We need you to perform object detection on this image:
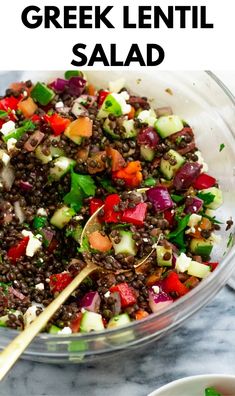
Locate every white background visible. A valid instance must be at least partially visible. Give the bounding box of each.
[0,0,234,70]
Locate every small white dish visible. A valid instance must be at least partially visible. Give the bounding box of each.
[148,375,235,396]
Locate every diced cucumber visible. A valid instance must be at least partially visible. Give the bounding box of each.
[187,261,211,278]
[98,94,122,119]
[122,119,137,138]
[80,311,105,333]
[137,109,157,127]
[190,238,213,257]
[160,149,185,180]
[35,145,53,164]
[199,187,223,209]
[155,115,184,138]
[140,146,155,161]
[103,118,119,139]
[111,230,137,256]
[107,313,131,329]
[48,325,61,334]
[50,205,75,229]
[50,156,75,181]
[156,245,172,266]
[49,136,65,158]
[31,82,55,106]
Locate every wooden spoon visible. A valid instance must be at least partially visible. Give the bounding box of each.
[0,261,98,381]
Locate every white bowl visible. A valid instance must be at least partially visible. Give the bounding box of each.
[148,375,235,396]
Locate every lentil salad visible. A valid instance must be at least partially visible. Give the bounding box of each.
[0,72,224,334]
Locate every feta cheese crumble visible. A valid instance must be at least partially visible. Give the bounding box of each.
[22,230,42,257]
[137,109,157,127]
[175,252,192,273]
[111,92,131,115]
[104,291,111,298]
[2,152,10,166]
[35,283,44,291]
[195,150,208,173]
[58,327,72,335]
[7,138,17,152]
[0,121,15,136]
[152,286,160,294]
[188,214,202,228]
[37,208,47,216]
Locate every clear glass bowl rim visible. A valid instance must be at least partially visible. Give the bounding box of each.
[0,70,234,343]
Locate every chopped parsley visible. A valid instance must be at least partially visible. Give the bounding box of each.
[171,194,184,203]
[64,170,96,212]
[197,192,215,206]
[219,143,225,152]
[0,110,8,119]
[77,235,90,253]
[168,214,190,252]
[200,212,223,225]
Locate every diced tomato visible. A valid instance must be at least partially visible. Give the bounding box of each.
[193,173,216,190]
[189,217,212,239]
[87,84,96,96]
[7,237,29,263]
[49,272,73,293]
[44,113,71,136]
[135,309,149,320]
[122,202,147,226]
[89,198,103,216]
[69,312,83,333]
[128,106,136,120]
[103,194,122,223]
[0,96,22,111]
[110,283,137,308]
[106,147,126,172]
[113,161,143,188]
[88,230,112,252]
[164,209,175,226]
[98,90,110,107]
[18,97,38,118]
[163,272,189,297]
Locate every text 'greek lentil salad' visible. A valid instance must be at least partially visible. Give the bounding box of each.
[0,72,226,335]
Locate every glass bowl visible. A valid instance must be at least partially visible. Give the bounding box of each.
[0,71,234,363]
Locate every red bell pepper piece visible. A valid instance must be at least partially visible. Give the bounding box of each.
[7,237,29,263]
[163,272,189,297]
[69,312,83,333]
[0,96,22,111]
[98,90,110,107]
[89,198,103,216]
[31,114,41,123]
[103,194,122,223]
[205,262,219,271]
[49,272,73,293]
[164,209,175,226]
[122,202,147,226]
[44,113,71,136]
[193,173,216,190]
[110,283,137,308]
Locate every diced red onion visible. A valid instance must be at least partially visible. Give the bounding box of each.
[137,127,160,148]
[185,196,203,214]
[110,292,121,315]
[24,131,45,152]
[80,291,101,313]
[14,201,25,224]
[19,180,33,191]
[173,162,202,191]
[50,78,68,92]
[9,287,26,300]
[0,165,15,190]
[149,287,173,313]
[40,229,54,245]
[146,186,174,212]
[156,106,173,117]
[67,77,86,96]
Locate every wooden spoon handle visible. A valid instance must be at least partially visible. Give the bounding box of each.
[0,262,97,381]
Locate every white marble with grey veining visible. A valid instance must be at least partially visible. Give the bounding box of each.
[0,72,235,396]
[1,286,235,396]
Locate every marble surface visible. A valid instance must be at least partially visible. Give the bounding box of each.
[0,71,235,396]
[1,286,235,396]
